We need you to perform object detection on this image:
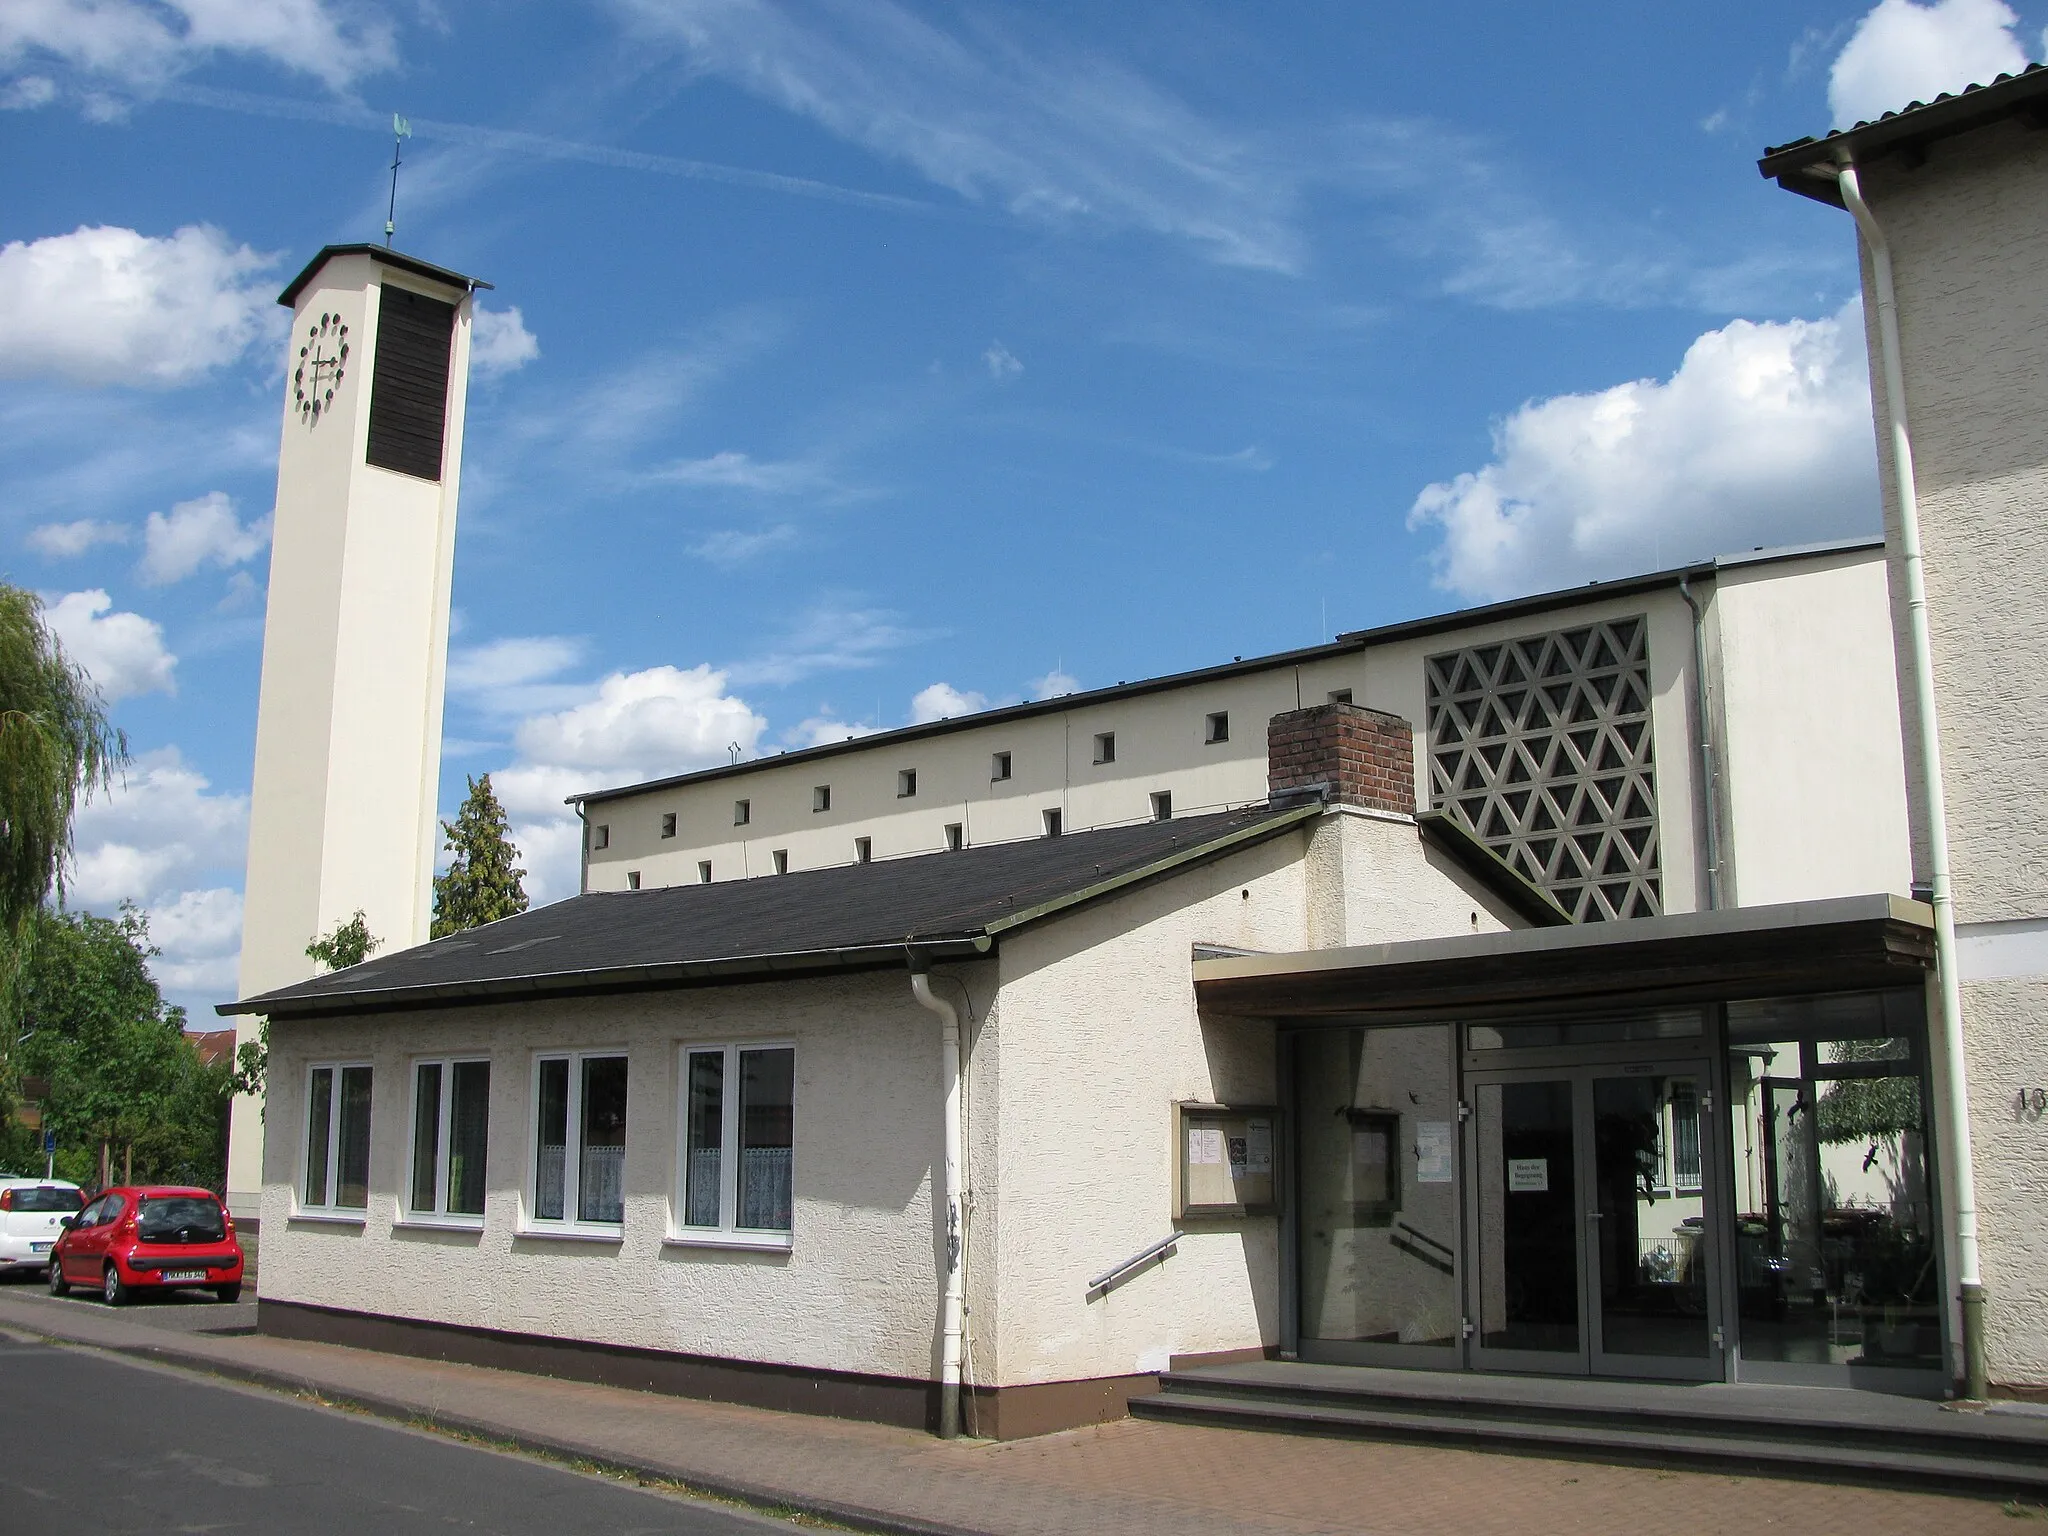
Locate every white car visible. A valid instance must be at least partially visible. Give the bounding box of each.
[0,1177,85,1275]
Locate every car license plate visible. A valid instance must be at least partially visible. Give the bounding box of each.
[160,1269,207,1283]
[30,1242,50,1253]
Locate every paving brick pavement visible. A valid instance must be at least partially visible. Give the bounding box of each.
[0,1291,2022,1536]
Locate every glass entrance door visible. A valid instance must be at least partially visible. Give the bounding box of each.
[1468,1062,1722,1379]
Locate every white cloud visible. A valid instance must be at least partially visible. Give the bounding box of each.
[982,341,1022,380]
[650,450,826,494]
[479,662,769,904]
[1407,302,1878,601]
[612,0,1303,271]
[144,886,243,998]
[70,748,248,907]
[516,664,767,775]
[449,635,587,687]
[138,490,268,585]
[690,525,798,565]
[1829,0,2032,127]
[44,588,177,700]
[910,682,988,723]
[65,746,251,1011]
[470,303,539,378]
[28,517,130,557]
[726,602,932,687]
[784,712,882,748]
[1,73,57,108]
[1029,668,1079,700]
[0,224,277,386]
[0,0,398,95]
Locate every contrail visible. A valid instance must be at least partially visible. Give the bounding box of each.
[149,82,937,216]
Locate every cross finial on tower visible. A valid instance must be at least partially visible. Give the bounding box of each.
[385,113,412,247]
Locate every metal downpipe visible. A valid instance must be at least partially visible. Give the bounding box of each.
[1834,156,1986,1399]
[909,962,967,1437]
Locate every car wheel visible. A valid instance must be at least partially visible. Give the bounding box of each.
[214,1283,241,1304]
[102,1265,130,1307]
[47,1260,68,1297]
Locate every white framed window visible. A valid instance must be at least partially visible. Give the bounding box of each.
[1205,711,1229,744]
[772,848,789,874]
[1093,731,1116,764]
[944,822,964,851]
[626,870,642,890]
[527,1051,628,1233]
[1151,790,1172,821]
[675,1043,794,1246]
[991,751,1012,781]
[733,798,751,826]
[407,1057,490,1223]
[302,1062,373,1215]
[1043,807,1062,837]
[897,768,918,798]
[813,785,831,812]
[697,860,712,883]
[660,812,677,838]
[854,836,872,863]
[590,823,610,850]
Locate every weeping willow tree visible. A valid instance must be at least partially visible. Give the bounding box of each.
[0,583,125,1018]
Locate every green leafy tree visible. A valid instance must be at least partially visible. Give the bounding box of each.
[231,911,383,1103]
[2,905,228,1190]
[431,774,528,938]
[307,909,380,971]
[0,583,124,1013]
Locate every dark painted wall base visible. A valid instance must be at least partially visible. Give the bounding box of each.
[255,1300,1242,1439]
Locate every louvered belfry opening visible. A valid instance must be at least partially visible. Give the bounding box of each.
[366,284,457,481]
[1424,616,1660,922]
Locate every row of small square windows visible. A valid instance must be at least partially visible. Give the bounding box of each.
[612,790,1196,890]
[592,712,1237,850]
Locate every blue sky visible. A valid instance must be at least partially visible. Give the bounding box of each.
[3,0,2043,1017]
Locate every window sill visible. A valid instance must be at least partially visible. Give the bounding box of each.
[288,1210,367,1226]
[513,1224,624,1244]
[392,1216,485,1233]
[664,1230,793,1253]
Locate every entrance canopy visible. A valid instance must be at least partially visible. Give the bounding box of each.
[1195,894,1935,1022]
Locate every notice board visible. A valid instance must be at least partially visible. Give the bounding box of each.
[1175,1102,1279,1218]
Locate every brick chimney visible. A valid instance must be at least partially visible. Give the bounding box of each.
[1267,702,1416,815]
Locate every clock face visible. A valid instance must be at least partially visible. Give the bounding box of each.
[292,311,351,423]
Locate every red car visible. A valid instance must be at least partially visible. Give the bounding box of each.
[48,1185,244,1305]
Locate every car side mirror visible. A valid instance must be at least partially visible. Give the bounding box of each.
[58,1216,76,1229]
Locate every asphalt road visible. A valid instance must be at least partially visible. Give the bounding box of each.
[0,1266,261,1334]
[0,1333,799,1534]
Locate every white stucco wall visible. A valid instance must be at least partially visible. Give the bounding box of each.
[1859,120,2048,1387]
[1712,546,1912,907]
[260,969,975,1382]
[980,812,1503,1389]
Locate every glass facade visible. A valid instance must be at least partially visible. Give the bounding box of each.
[1289,988,1941,1389]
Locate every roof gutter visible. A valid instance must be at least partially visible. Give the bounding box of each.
[221,935,991,1019]
[1832,154,1984,1399]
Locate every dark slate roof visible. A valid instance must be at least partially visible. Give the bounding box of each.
[278,245,493,308]
[223,803,1318,1019]
[1759,63,2048,206]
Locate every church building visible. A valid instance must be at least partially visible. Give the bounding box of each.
[220,65,2048,1447]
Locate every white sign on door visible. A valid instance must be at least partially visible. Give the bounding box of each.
[1507,1157,1549,1193]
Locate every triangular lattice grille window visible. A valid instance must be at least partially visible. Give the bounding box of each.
[1425,616,1660,922]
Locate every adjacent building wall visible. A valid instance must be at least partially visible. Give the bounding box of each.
[1712,544,1912,907]
[1859,120,2048,1386]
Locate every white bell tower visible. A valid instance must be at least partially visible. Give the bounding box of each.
[225,245,484,1219]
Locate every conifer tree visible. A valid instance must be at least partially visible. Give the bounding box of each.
[431,774,528,938]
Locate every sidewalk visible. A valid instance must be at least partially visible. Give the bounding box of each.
[0,1289,2021,1536]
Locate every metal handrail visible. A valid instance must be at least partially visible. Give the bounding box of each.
[1086,1231,1179,1300]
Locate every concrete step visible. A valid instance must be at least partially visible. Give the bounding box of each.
[1132,1387,2048,1497]
[1147,1368,2047,1468]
